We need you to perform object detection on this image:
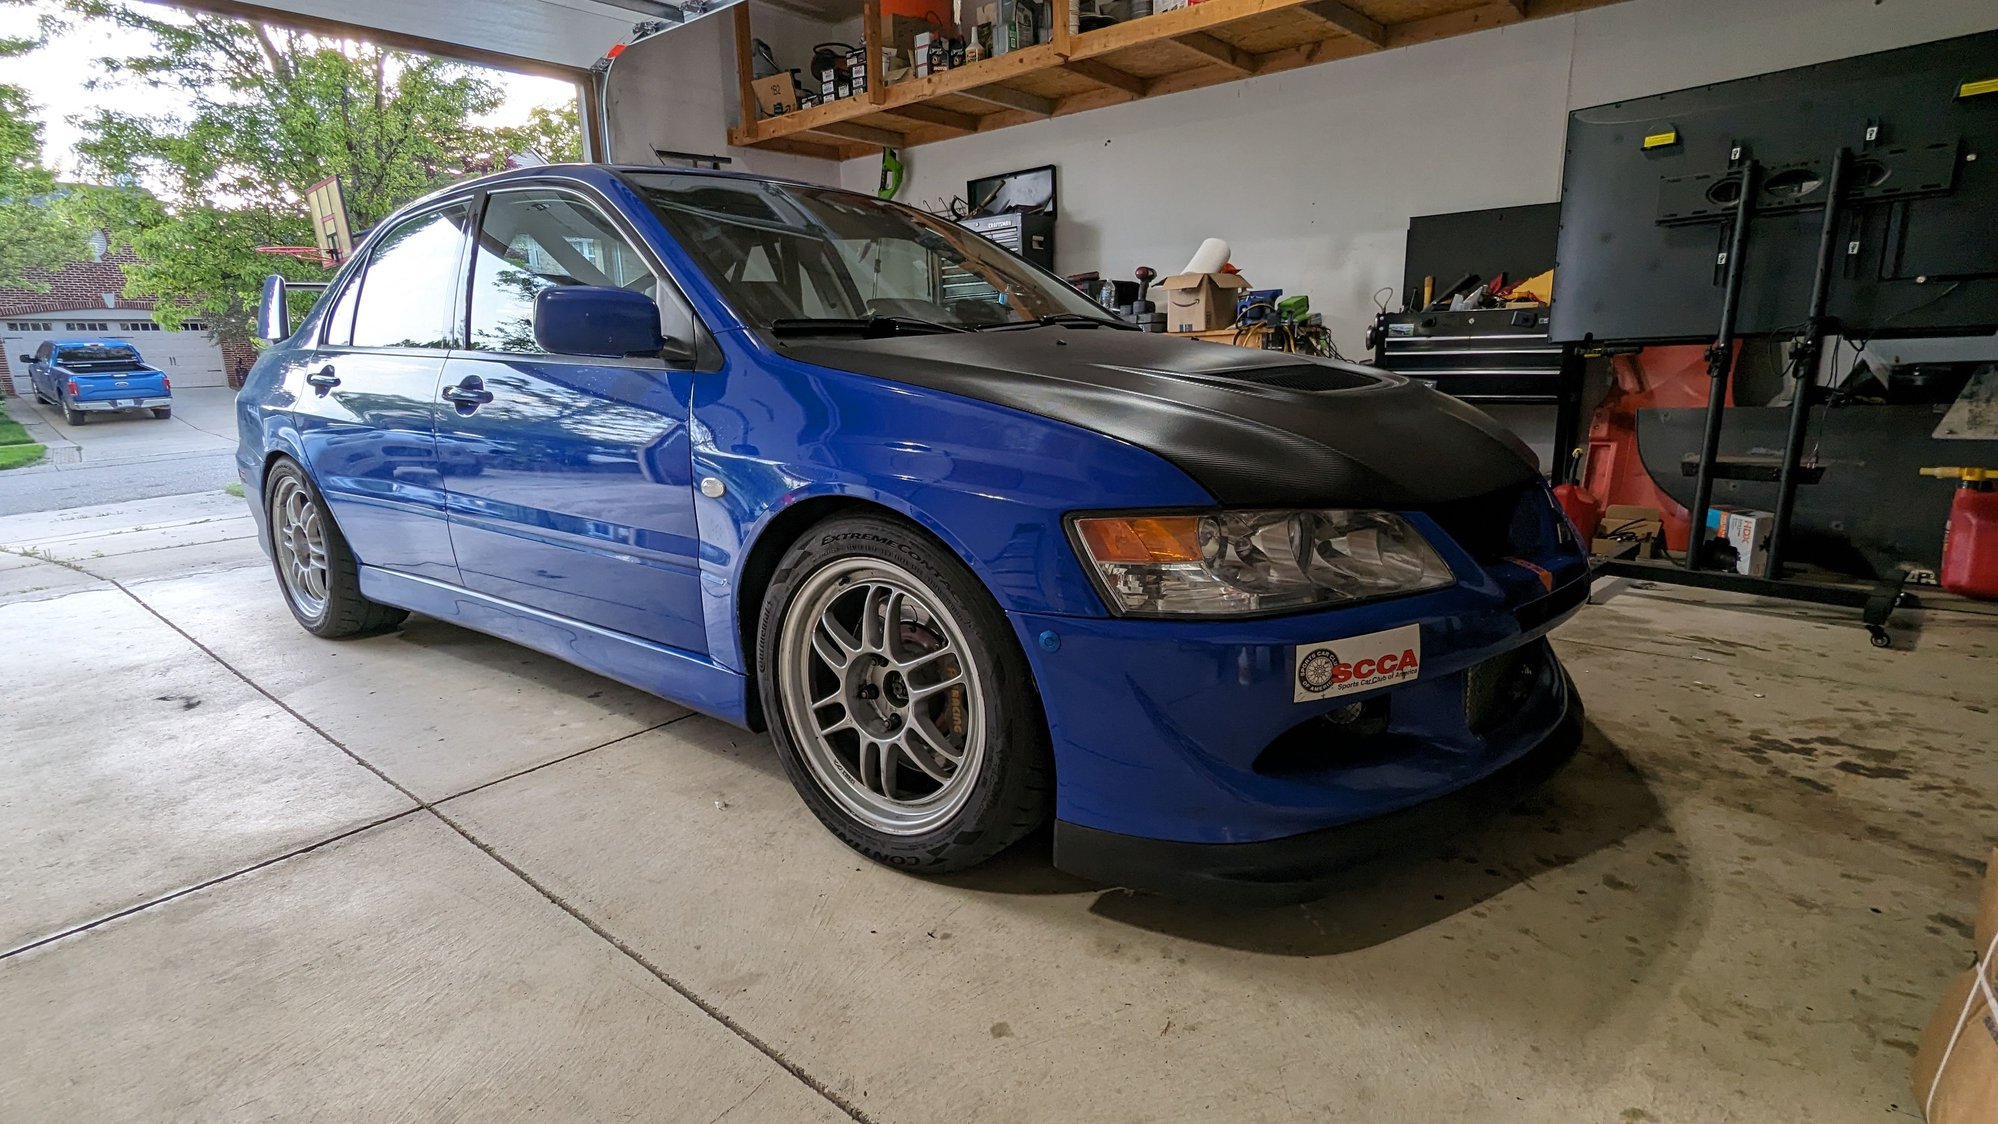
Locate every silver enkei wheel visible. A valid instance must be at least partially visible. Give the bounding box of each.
[271,472,330,618]
[777,557,984,836]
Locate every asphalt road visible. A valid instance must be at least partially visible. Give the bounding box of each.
[0,451,238,516]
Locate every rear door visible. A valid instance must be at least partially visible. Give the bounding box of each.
[285,201,470,582]
[432,184,706,654]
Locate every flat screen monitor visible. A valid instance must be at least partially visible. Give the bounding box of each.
[1552,30,1998,344]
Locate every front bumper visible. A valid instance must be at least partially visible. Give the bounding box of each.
[1009,499,1590,904]
[1052,667,1583,907]
[72,396,170,411]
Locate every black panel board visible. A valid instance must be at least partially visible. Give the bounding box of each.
[1401,202,1561,311]
[1553,30,1998,344]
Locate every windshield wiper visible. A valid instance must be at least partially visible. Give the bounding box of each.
[768,315,968,338]
[970,313,1138,332]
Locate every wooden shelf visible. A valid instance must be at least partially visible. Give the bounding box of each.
[728,0,1624,159]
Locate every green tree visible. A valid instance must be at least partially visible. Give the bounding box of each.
[0,36,91,291]
[41,1,581,347]
[493,103,584,164]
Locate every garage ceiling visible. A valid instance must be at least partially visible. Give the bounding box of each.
[179,0,679,72]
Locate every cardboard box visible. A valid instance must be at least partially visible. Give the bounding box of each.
[1159,271,1251,333]
[1911,849,1998,1123]
[752,72,796,117]
[1705,506,1773,576]
[1593,504,1663,559]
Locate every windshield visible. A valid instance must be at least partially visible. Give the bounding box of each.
[626,172,1110,331]
[56,344,141,364]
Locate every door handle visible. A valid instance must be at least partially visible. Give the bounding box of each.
[442,379,494,408]
[306,365,340,392]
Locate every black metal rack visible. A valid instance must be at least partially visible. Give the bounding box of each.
[1549,32,1998,645]
[1591,143,1918,647]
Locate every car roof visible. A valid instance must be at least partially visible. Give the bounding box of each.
[382,162,852,225]
[53,340,137,349]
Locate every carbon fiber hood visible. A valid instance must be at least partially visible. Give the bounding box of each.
[778,328,1540,507]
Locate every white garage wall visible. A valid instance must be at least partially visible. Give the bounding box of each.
[827,0,1998,354]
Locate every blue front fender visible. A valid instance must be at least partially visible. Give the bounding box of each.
[689,336,1216,674]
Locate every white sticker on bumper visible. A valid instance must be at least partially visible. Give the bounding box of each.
[1293,623,1422,703]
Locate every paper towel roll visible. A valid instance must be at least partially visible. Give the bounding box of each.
[1182,238,1229,276]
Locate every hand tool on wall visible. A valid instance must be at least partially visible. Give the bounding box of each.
[878,148,905,200]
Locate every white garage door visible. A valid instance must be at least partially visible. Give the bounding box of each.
[3,311,228,389]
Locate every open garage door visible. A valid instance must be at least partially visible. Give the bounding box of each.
[3,312,228,389]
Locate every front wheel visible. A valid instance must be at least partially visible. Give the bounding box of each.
[756,514,1052,873]
[263,459,408,638]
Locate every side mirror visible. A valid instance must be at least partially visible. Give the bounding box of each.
[17,355,31,364]
[257,273,330,343]
[257,274,290,342]
[534,286,669,360]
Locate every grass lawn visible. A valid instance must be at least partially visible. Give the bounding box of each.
[0,443,46,470]
[0,396,48,471]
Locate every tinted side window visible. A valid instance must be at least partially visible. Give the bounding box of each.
[468,190,657,356]
[351,204,470,349]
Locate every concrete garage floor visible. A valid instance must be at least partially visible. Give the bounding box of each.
[3,495,1995,1122]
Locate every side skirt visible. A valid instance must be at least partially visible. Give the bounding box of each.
[358,566,750,728]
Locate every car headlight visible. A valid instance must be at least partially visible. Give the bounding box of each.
[1071,510,1455,617]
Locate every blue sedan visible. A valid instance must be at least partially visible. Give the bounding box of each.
[240,165,1588,905]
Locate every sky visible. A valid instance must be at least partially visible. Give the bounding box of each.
[0,1,579,179]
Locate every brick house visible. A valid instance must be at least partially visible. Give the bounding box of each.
[0,236,256,397]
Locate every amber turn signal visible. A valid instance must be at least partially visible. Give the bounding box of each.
[1074,515,1203,564]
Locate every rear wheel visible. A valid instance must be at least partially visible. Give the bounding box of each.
[756,514,1052,873]
[62,403,85,426]
[152,407,171,420]
[264,458,407,638]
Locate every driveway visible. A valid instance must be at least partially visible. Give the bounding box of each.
[2,494,1994,1121]
[0,387,239,516]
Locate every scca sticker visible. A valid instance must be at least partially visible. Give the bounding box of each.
[1293,624,1422,702]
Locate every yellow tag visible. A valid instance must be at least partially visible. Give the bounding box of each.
[1642,129,1679,150]
[1958,77,1998,99]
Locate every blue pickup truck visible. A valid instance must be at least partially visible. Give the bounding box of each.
[20,339,173,424]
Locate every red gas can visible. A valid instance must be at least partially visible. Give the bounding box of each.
[1922,467,1998,600]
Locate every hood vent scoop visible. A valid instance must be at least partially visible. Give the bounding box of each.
[1102,362,1381,394]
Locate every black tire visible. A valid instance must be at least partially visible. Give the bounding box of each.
[152,407,171,419]
[263,458,408,638]
[63,404,85,426]
[755,513,1053,874]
